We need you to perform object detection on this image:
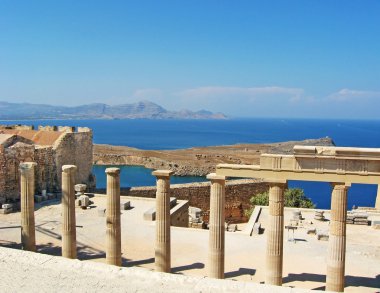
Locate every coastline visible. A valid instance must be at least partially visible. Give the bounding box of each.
[93,137,334,176]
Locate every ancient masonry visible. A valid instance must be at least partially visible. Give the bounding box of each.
[0,125,95,202]
[4,144,380,293]
[96,179,269,223]
[216,145,380,291]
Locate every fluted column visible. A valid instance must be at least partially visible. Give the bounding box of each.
[207,173,226,279]
[106,167,121,266]
[61,165,77,259]
[326,183,349,292]
[375,185,380,210]
[153,170,173,273]
[266,180,286,286]
[20,162,37,252]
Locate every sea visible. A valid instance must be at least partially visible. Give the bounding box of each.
[2,118,380,209]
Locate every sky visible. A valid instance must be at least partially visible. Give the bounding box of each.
[0,0,379,119]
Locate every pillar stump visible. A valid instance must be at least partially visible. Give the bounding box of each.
[61,165,77,259]
[20,162,37,252]
[152,170,173,273]
[207,173,226,279]
[266,180,286,286]
[106,167,121,266]
[326,183,349,292]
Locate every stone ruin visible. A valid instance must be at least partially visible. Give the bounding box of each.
[0,124,95,205]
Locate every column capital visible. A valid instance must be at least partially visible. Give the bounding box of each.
[206,173,226,181]
[152,170,174,178]
[62,165,77,173]
[19,162,37,173]
[105,167,120,175]
[331,182,351,189]
[265,178,287,185]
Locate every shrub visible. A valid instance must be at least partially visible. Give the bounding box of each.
[245,188,315,217]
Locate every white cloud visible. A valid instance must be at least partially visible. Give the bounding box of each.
[327,88,380,101]
[178,86,304,102]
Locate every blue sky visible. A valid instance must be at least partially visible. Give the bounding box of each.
[0,1,379,118]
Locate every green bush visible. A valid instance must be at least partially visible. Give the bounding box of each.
[245,188,315,217]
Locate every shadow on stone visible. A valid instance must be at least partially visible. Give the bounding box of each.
[225,268,256,279]
[172,262,205,274]
[123,257,155,267]
[283,273,380,290]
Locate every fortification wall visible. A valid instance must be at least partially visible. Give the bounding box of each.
[96,179,269,223]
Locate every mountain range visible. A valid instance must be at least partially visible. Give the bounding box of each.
[0,100,227,120]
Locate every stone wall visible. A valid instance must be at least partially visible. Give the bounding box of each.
[53,127,94,191]
[96,179,269,223]
[0,125,94,202]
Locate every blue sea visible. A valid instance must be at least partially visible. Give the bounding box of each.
[3,118,380,209]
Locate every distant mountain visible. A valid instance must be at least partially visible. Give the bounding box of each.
[0,100,227,120]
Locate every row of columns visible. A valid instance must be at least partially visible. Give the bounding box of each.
[18,162,350,292]
[204,176,349,293]
[19,163,122,266]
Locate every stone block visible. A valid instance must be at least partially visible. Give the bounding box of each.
[79,195,90,209]
[47,193,55,200]
[34,195,43,203]
[75,184,87,193]
[143,208,156,221]
[189,207,202,219]
[2,203,13,209]
[0,208,12,214]
[97,208,106,217]
[120,201,131,210]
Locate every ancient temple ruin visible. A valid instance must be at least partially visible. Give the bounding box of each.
[0,125,94,202]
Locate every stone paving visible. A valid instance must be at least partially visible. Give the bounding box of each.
[0,196,379,292]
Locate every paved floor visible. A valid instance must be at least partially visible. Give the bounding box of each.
[0,196,379,292]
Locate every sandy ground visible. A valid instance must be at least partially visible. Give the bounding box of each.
[0,196,379,292]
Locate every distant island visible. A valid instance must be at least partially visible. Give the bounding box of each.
[0,100,227,120]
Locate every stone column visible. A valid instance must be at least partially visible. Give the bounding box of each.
[266,180,286,286]
[207,173,226,279]
[61,165,77,259]
[105,167,121,266]
[375,185,380,210]
[152,170,173,273]
[326,183,349,292]
[20,162,37,252]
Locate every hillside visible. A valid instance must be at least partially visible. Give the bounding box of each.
[0,100,227,120]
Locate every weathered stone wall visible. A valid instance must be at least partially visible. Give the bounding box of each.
[0,125,94,202]
[96,179,269,223]
[53,128,94,191]
[34,146,56,193]
[0,141,35,200]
